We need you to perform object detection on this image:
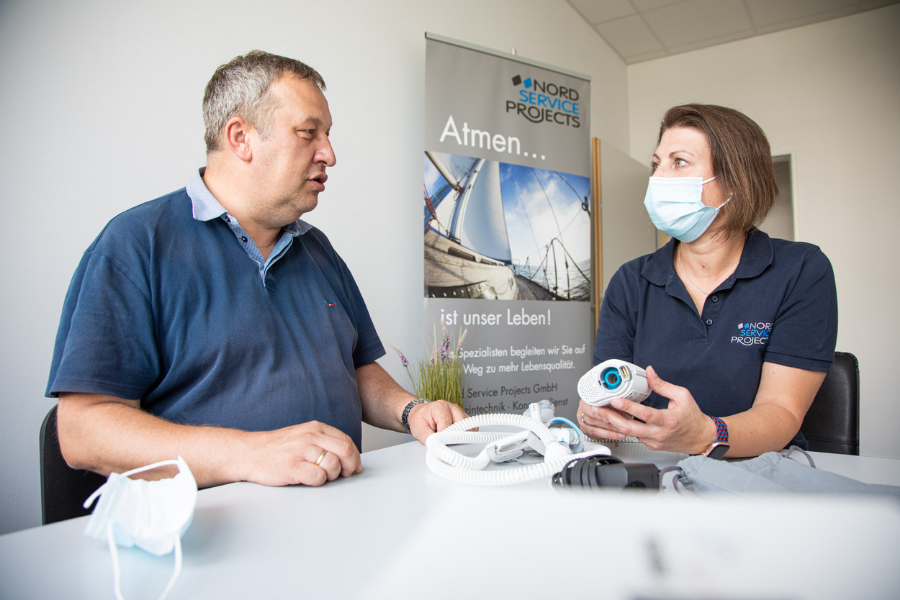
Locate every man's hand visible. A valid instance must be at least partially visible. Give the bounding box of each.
[57,392,363,488]
[407,400,469,444]
[355,362,470,443]
[578,365,714,454]
[243,421,363,487]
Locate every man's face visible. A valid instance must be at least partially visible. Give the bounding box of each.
[248,74,336,226]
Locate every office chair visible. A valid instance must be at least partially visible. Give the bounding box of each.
[39,405,107,525]
[800,351,860,455]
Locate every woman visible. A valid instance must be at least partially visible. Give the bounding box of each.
[579,104,837,458]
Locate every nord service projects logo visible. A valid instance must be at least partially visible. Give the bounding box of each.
[731,322,772,347]
[508,74,581,128]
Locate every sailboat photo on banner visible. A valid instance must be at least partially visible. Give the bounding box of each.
[424,151,591,302]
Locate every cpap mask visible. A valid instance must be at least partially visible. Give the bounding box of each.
[425,400,611,485]
[83,456,198,600]
[578,359,651,407]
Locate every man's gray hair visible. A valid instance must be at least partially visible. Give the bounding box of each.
[203,50,326,153]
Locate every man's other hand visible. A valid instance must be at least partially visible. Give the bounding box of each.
[244,421,362,487]
[407,400,469,444]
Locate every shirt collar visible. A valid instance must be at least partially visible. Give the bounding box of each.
[641,228,774,286]
[186,168,312,236]
[732,229,773,279]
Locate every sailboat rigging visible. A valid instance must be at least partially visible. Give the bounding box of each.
[424,151,590,301]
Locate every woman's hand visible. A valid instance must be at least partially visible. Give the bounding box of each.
[578,366,716,454]
[578,399,632,441]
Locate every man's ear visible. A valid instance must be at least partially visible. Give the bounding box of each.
[224,116,253,162]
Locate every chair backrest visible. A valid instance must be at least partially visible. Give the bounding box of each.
[39,405,107,525]
[800,351,860,455]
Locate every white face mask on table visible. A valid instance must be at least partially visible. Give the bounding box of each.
[83,456,198,600]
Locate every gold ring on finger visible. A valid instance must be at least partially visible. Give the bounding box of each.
[315,449,328,466]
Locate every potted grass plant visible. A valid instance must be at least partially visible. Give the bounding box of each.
[392,323,467,408]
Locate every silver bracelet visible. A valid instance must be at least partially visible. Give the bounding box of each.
[401,398,430,433]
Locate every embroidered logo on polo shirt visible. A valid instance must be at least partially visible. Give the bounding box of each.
[731,322,771,346]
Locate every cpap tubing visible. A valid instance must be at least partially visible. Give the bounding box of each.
[425,413,608,486]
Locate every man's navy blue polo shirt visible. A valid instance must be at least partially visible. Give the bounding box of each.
[593,230,837,447]
[47,173,385,450]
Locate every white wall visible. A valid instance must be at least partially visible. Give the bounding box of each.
[0,0,628,534]
[628,6,900,459]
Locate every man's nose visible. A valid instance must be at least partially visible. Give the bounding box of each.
[317,137,336,167]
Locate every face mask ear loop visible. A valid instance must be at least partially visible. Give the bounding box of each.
[157,536,183,600]
[84,481,109,510]
[106,522,126,600]
[121,459,181,479]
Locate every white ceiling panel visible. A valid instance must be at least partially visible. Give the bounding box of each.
[643,0,752,48]
[754,7,859,34]
[570,0,635,23]
[632,0,686,11]
[747,0,859,27]
[597,15,663,59]
[566,0,900,64]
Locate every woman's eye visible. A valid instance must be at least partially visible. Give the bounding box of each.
[674,158,688,167]
[651,162,659,173]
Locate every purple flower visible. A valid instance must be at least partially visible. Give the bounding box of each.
[390,345,409,368]
[441,335,450,363]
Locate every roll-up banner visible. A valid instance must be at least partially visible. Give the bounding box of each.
[423,33,592,420]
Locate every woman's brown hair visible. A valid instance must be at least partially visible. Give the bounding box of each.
[658,104,778,238]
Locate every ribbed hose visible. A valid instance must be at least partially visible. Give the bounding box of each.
[425,414,610,486]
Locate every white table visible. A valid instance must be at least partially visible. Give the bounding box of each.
[604,440,900,484]
[2,442,899,600]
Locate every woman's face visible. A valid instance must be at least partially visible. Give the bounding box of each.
[652,126,728,208]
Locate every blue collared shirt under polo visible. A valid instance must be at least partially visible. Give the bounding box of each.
[46,172,385,449]
[187,169,309,285]
[593,230,838,449]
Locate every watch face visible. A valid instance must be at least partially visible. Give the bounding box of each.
[705,442,730,460]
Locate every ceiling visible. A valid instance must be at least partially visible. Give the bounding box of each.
[566,0,900,64]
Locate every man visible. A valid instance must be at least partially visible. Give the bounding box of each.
[46,50,467,487]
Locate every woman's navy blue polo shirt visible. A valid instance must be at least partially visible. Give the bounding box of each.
[593,230,837,446]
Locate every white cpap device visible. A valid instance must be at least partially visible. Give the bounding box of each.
[577,359,651,407]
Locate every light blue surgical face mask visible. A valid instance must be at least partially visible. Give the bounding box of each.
[643,176,731,243]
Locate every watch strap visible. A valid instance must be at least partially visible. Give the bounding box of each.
[711,416,729,443]
[694,416,730,459]
[401,398,430,433]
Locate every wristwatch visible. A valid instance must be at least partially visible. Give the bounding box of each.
[401,398,430,433]
[701,416,730,459]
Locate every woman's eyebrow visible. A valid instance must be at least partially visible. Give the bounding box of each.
[652,149,698,161]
